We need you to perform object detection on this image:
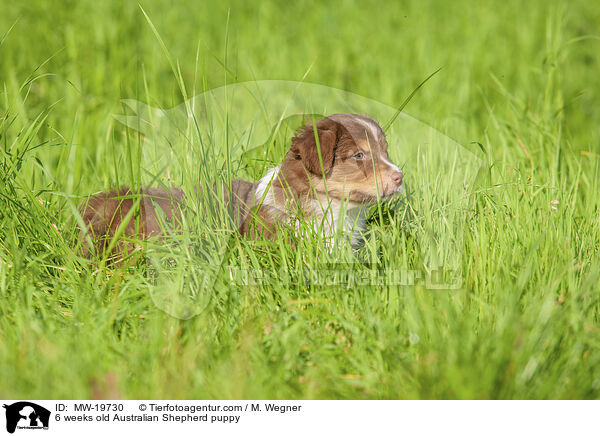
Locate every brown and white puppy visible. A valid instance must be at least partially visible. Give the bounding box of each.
[254,113,403,246]
[77,113,403,260]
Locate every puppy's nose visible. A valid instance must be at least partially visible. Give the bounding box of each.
[390,171,403,185]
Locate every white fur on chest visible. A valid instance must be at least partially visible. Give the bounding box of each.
[308,197,368,248]
[255,167,368,247]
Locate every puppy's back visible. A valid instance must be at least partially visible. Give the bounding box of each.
[78,186,186,260]
[77,180,259,261]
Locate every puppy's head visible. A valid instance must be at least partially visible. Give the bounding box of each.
[281,113,403,204]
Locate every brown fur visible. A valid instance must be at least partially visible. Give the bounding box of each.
[267,114,402,211]
[78,180,255,261]
[77,113,403,260]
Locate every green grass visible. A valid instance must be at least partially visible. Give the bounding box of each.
[1,0,600,399]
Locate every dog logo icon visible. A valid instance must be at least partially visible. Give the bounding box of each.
[2,402,50,433]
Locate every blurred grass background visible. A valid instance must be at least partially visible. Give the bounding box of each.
[1,0,599,398]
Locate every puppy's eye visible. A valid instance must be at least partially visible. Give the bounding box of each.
[353,151,365,159]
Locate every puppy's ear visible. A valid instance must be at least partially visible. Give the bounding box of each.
[290,118,341,176]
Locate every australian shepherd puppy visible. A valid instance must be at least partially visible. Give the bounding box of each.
[78,113,403,259]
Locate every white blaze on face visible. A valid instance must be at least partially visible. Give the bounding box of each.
[377,155,403,195]
[353,115,381,141]
[380,155,401,173]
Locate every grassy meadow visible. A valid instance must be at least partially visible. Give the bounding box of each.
[1,0,600,399]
